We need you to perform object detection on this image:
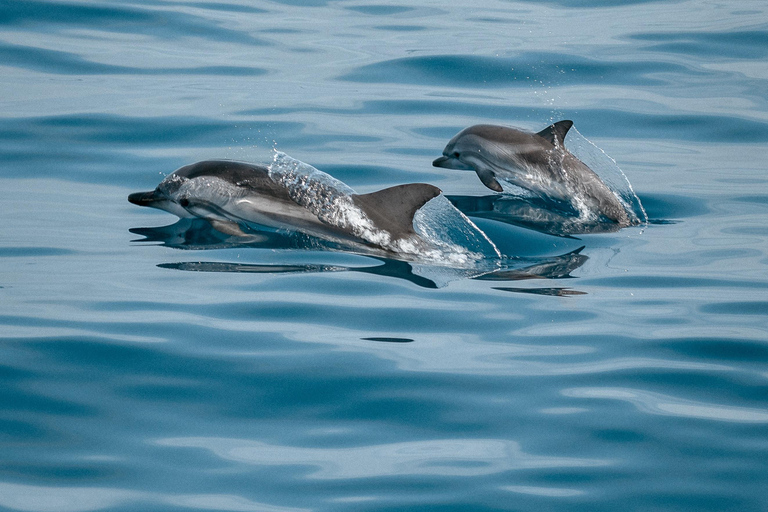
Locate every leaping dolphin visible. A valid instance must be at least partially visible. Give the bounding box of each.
[432,120,631,226]
[129,158,441,254]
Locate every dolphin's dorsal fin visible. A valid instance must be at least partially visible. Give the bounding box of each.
[351,184,442,239]
[536,120,573,147]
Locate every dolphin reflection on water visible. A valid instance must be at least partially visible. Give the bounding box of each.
[129,218,588,292]
[446,194,624,237]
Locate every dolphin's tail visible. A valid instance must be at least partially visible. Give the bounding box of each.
[351,183,442,239]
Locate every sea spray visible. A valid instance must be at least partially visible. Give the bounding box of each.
[268,152,499,265]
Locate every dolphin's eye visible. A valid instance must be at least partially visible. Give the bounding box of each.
[179,198,190,207]
[452,152,460,158]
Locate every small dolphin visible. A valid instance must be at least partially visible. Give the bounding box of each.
[129,159,441,253]
[433,121,631,225]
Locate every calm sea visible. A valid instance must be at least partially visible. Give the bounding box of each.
[1,1,767,511]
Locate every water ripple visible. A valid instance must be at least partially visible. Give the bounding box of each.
[501,485,585,497]
[1,1,767,510]
[0,0,268,44]
[563,387,768,423]
[0,116,380,184]
[629,30,768,60]
[0,42,267,76]
[241,100,768,143]
[155,437,610,479]
[0,482,307,512]
[339,53,696,88]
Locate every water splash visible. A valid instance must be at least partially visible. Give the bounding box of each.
[566,127,649,227]
[414,196,502,260]
[268,151,395,250]
[268,152,499,266]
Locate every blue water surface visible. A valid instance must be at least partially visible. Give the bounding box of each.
[1,1,768,511]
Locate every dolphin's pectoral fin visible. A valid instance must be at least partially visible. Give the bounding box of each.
[351,183,442,237]
[208,219,249,237]
[476,168,504,193]
[536,120,573,148]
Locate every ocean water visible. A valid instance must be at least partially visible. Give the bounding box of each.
[1,0,768,510]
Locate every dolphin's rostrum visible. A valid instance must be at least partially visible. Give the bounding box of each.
[129,157,442,255]
[433,120,632,226]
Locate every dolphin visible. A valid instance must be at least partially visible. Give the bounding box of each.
[128,159,441,254]
[433,120,631,226]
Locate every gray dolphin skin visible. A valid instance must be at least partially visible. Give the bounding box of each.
[129,160,441,251]
[433,121,631,226]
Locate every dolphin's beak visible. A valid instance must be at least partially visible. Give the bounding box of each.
[128,190,161,207]
[432,156,450,167]
[432,156,474,171]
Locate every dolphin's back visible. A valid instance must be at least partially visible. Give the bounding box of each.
[456,124,539,148]
[174,160,292,201]
[467,119,573,148]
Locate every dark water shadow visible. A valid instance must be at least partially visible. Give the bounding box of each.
[130,220,588,292]
[627,30,768,60]
[338,52,696,88]
[360,337,415,343]
[639,193,709,220]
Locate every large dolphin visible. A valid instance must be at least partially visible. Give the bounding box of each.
[433,120,631,226]
[129,159,441,254]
